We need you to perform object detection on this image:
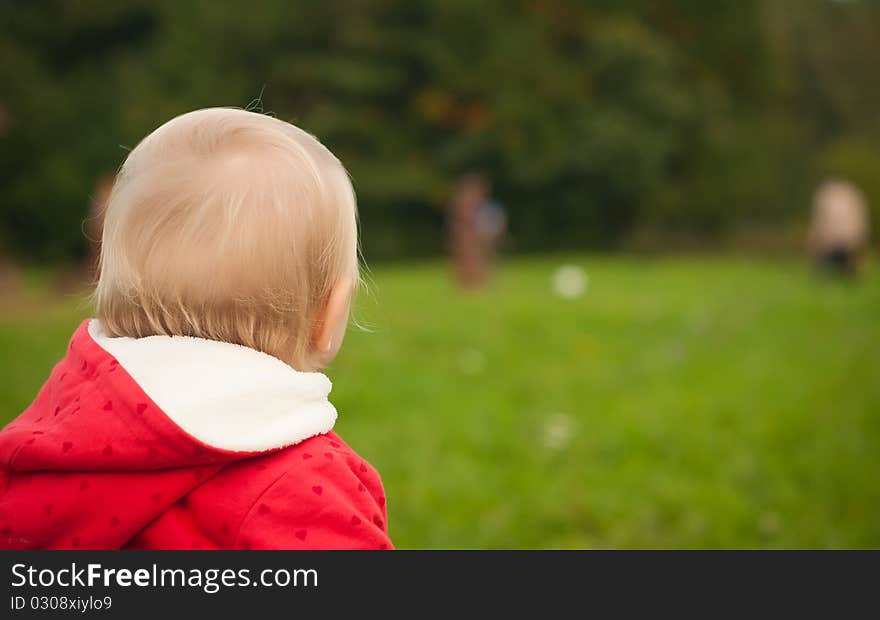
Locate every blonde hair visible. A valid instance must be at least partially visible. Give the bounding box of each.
[94,108,359,371]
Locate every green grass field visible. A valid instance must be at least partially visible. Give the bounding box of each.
[2,255,879,548]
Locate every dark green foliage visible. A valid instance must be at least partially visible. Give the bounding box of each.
[1,0,879,261]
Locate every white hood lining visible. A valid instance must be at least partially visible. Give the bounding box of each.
[87,319,337,453]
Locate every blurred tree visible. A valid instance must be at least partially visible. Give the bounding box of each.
[1,0,879,261]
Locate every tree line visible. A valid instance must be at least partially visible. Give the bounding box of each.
[1,0,879,261]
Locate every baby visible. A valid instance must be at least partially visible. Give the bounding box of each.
[0,108,391,549]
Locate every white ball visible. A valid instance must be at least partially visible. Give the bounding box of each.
[552,264,588,299]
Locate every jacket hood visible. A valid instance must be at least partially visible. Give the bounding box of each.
[0,319,338,548]
[84,319,337,453]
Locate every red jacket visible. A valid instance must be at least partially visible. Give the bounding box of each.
[0,320,391,550]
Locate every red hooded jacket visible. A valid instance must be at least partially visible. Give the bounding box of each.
[0,319,391,550]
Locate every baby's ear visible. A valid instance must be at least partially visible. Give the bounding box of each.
[310,277,354,365]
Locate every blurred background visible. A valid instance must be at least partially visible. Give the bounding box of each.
[1,0,878,548]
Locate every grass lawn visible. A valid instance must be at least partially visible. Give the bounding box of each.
[1,254,879,548]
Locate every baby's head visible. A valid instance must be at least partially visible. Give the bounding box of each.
[94,108,358,371]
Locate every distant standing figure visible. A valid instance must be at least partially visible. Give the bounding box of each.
[807,179,870,276]
[87,174,115,276]
[448,174,507,289]
[0,258,22,300]
[53,173,115,294]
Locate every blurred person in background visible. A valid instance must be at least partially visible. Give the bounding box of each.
[85,174,114,278]
[448,173,506,289]
[0,102,21,299]
[807,179,870,276]
[477,196,507,271]
[50,174,114,294]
